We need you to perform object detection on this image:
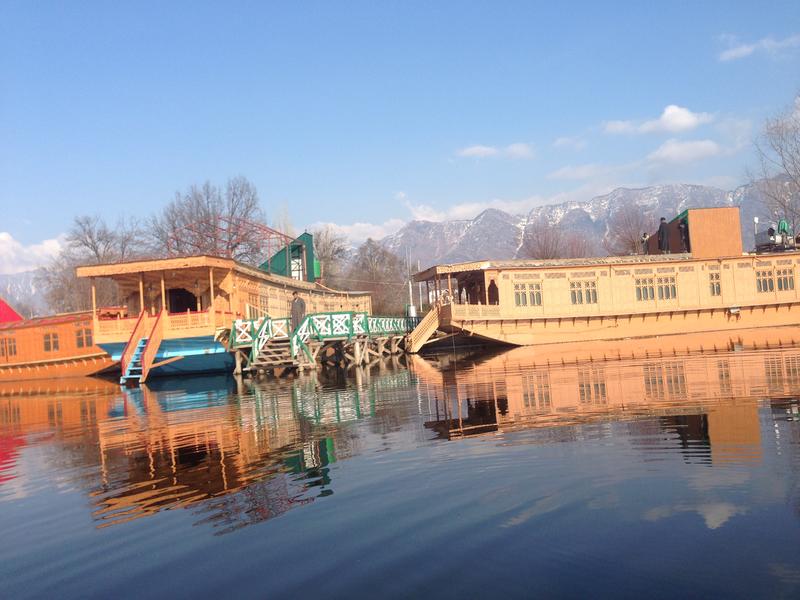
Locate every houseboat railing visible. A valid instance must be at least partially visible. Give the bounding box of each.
[120,311,152,377]
[140,310,166,383]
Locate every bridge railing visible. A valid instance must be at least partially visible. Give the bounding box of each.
[231,311,412,360]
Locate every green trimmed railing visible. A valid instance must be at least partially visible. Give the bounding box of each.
[231,311,414,362]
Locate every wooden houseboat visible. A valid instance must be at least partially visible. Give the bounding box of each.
[76,253,371,382]
[0,309,116,382]
[408,207,800,351]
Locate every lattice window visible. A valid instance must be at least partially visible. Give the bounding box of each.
[756,270,774,293]
[570,280,596,305]
[777,268,795,291]
[657,276,677,300]
[75,328,92,348]
[44,333,59,352]
[528,283,542,306]
[522,372,551,410]
[635,277,655,301]
[709,273,721,296]
[578,367,607,404]
[514,283,527,306]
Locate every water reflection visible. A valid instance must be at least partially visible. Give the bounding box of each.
[2,334,800,536]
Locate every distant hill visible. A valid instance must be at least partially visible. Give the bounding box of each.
[0,270,47,318]
[382,181,770,268]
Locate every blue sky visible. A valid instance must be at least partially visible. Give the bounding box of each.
[1,1,799,272]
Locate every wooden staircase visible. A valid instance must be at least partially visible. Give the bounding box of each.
[247,337,296,371]
[407,306,441,353]
[120,338,148,384]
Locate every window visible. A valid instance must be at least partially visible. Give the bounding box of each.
[75,328,92,348]
[709,273,721,296]
[657,276,677,300]
[635,277,655,301]
[44,333,59,352]
[756,270,774,293]
[570,281,583,305]
[523,373,551,411]
[569,280,597,305]
[514,284,527,306]
[6,338,15,357]
[777,268,795,291]
[528,283,542,306]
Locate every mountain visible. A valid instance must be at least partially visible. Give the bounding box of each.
[0,270,48,318]
[382,182,769,268]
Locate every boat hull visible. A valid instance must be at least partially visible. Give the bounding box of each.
[99,335,235,378]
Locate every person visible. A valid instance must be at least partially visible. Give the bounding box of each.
[657,217,670,253]
[678,217,689,252]
[640,232,650,255]
[290,291,306,331]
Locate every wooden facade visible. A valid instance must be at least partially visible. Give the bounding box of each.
[0,312,115,382]
[77,255,371,348]
[410,207,800,350]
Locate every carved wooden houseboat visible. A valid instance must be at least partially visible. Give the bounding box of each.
[408,207,800,351]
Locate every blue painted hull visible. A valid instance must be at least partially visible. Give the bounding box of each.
[99,336,235,379]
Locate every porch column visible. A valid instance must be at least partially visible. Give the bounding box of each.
[90,277,98,330]
[447,274,453,297]
[138,273,145,315]
[160,272,166,314]
[209,267,215,326]
[425,280,430,308]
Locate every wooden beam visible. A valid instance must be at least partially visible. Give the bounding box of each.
[209,267,215,327]
[139,273,145,315]
[160,272,166,313]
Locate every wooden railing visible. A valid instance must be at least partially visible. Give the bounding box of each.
[166,310,212,331]
[120,311,151,376]
[96,315,139,337]
[140,310,165,383]
[450,304,501,319]
[407,306,441,353]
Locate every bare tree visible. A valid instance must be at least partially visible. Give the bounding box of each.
[150,176,266,263]
[563,232,591,258]
[604,203,655,255]
[38,214,144,313]
[754,95,800,231]
[312,225,348,283]
[345,239,406,314]
[521,219,564,259]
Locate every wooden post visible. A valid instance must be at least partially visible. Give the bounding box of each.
[425,280,430,308]
[139,273,145,315]
[209,267,215,327]
[90,277,98,331]
[160,272,166,313]
[447,274,452,297]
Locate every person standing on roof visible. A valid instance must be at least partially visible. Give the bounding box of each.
[290,291,306,331]
[657,217,670,253]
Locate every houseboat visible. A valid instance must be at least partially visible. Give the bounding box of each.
[76,249,371,382]
[0,308,116,382]
[409,207,800,351]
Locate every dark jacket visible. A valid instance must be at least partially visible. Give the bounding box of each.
[657,222,670,251]
[290,297,306,331]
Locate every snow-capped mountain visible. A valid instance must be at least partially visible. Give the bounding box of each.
[382,182,769,268]
[0,270,47,317]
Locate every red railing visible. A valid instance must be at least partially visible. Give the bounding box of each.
[120,311,151,376]
[140,310,165,383]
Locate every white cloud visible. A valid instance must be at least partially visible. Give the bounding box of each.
[603,120,637,134]
[640,105,714,133]
[647,139,721,163]
[0,232,62,275]
[504,142,535,159]
[456,142,535,159]
[457,144,499,157]
[719,33,800,61]
[393,191,407,201]
[553,136,588,150]
[605,105,713,134]
[308,219,406,244]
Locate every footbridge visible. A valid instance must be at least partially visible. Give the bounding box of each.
[230,311,416,373]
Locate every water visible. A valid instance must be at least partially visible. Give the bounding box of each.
[2,343,800,599]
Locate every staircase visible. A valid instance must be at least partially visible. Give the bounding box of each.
[120,338,147,384]
[247,337,296,371]
[407,306,442,353]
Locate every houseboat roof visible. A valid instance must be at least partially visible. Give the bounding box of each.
[0,310,92,332]
[76,254,368,295]
[413,252,701,282]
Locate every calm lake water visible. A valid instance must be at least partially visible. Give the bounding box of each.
[2,343,800,599]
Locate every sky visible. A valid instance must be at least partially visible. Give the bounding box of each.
[1,1,800,273]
